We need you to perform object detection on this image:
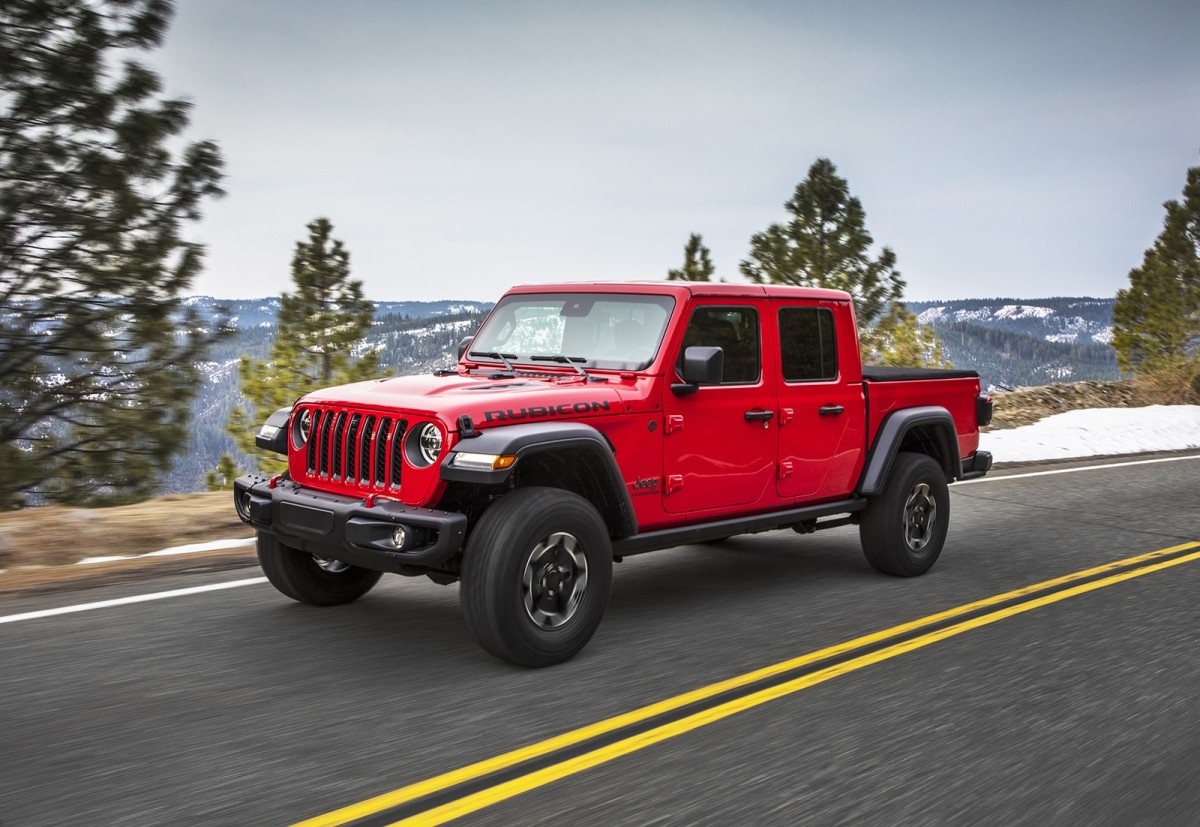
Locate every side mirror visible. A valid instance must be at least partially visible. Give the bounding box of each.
[457,335,473,360]
[671,346,723,396]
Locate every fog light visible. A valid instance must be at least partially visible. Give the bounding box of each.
[238,492,252,520]
[391,525,408,549]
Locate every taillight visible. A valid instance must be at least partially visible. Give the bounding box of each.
[976,394,994,427]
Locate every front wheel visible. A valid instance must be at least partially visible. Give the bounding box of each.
[859,452,950,577]
[461,487,613,667]
[256,533,383,605]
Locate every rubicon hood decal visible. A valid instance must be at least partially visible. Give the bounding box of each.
[483,400,612,423]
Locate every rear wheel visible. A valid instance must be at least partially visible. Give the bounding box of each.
[461,487,613,667]
[256,532,383,605]
[859,452,949,577]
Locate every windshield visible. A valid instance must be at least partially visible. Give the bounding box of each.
[469,293,676,371]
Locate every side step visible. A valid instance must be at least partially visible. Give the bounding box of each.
[612,498,867,558]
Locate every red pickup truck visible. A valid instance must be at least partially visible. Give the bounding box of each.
[235,282,992,666]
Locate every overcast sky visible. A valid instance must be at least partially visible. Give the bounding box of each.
[155,0,1200,304]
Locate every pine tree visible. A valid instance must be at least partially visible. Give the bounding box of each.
[865,306,952,368]
[667,234,715,281]
[0,0,226,508]
[205,454,239,491]
[224,218,383,474]
[740,159,948,367]
[1112,163,1200,401]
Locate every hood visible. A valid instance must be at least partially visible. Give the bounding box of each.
[300,371,629,431]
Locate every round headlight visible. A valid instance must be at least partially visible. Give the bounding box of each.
[293,409,312,447]
[417,422,443,465]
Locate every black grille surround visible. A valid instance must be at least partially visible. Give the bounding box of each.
[296,405,408,493]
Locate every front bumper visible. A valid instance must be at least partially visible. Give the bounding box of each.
[233,474,467,573]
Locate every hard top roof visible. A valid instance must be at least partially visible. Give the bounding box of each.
[503,280,851,302]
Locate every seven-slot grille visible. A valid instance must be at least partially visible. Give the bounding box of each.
[297,406,407,492]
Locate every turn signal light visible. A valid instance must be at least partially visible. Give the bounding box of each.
[450,452,518,471]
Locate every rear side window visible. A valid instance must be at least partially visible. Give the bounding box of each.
[679,306,760,384]
[779,307,837,382]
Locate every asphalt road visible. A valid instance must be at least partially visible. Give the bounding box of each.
[2,454,1199,826]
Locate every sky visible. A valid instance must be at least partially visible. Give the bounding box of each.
[153,0,1200,305]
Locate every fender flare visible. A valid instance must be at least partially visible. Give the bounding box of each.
[254,406,293,455]
[441,421,637,538]
[857,406,960,496]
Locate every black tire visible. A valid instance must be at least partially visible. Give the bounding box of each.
[859,452,949,577]
[256,532,383,606]
[461,487,613,667]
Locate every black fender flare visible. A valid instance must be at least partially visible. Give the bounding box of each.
[857,406,960,496]
[255,406,293,455]
[441,421,637,538]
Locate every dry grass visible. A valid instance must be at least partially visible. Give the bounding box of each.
[1130,364,1200,406]
[0,491,253,571]
[985,379,1143,430]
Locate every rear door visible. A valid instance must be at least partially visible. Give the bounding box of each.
[773,300,866,500]
[661,301,777,514]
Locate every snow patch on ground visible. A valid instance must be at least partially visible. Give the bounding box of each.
[1037,365,1074,380]
[995,304,1055,320]
[980,406,1200,464]
[1092,327,1114,344]
[1045,333,1078,344]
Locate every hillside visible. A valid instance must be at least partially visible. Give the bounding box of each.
[907,297,1120,390]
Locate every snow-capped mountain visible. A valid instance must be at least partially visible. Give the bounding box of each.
[909,298,1114,346]
[907,297,1119,391]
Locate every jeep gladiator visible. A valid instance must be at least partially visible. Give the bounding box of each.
[235,282,992,666]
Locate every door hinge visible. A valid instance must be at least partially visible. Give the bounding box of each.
[665,415,685,434]
[666,474,684,493]
[779,407,794,426]
[777,461,793,479]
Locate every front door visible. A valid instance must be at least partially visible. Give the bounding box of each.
[662,303,777,514]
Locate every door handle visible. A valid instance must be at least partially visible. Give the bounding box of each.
[818,405,845,416]
[744,410,775,422]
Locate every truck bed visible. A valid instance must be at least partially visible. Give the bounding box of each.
[862,369,983,460]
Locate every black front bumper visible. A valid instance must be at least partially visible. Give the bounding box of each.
[233,474,467,573]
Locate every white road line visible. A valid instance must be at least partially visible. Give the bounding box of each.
[957,453,1200,485]
[0,577,268,625]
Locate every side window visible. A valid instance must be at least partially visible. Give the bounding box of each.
[779,307,837,382]
[679,306,760,384]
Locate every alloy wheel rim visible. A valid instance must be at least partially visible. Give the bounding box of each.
[522,532,588,628]
[312,555,351,574]
[903,483,937,552]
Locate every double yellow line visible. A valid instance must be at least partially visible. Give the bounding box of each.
[296,541,1200,827]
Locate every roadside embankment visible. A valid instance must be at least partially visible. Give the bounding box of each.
[0,491,255,591]
[985,379,1140,430]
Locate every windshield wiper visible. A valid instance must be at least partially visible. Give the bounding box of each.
[467,351,517,372]
[530,354,589,378]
